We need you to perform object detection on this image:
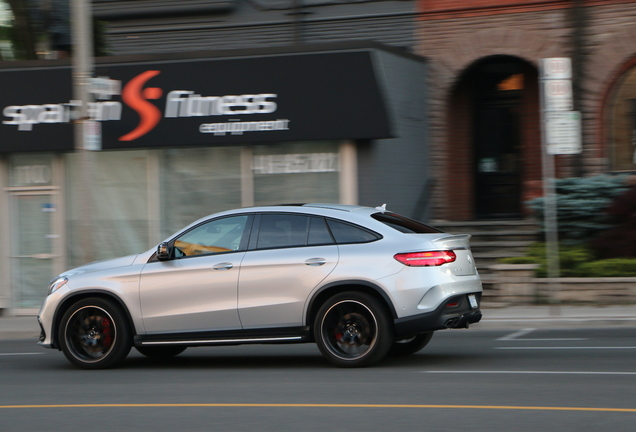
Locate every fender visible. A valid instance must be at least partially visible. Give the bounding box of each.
[305,279,398,327]
[50,289,138,349]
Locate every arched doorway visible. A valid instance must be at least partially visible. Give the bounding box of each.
[447,55,541,220]
[606,57,636,172]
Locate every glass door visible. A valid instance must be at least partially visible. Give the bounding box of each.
[9,191,59,310]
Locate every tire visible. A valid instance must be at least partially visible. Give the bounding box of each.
[136,345,187,359]
[388,332,434,357]
[314,292,393,367]
[58,297,132,369]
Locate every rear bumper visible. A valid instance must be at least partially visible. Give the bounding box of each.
[393,293,482,338]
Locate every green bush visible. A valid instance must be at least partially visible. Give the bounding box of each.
[577,259,636,277]
[500,256,539,265]
[500,243,594,277]
[499,243,636,277]
[534,244,593,277]
[528,174,629,244]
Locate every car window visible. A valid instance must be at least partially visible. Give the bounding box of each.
[371,212,443,234]
[326,219,380,244]
[174,215,249,258]
[308,217,335,245]
[256,214,310,249]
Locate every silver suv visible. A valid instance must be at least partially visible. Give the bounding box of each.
[38,204,482,369]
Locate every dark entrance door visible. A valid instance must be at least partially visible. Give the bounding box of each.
[473,57,523,219]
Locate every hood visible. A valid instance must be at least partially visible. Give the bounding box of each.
[61,254,139,277]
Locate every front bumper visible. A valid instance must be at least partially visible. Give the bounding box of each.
[37,316,53,348]
[393,292,482,338]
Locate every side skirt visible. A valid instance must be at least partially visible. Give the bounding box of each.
[134,326,312,348]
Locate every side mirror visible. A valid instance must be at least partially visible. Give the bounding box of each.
[156,242,172,261]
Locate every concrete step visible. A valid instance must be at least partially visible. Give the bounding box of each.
[432,219,540,233]
[467,231,539,242]
[471,240,534,254]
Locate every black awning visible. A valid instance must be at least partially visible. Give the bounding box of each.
[0,43,423,153]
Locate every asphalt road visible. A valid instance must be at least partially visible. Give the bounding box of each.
[1,327,635,432]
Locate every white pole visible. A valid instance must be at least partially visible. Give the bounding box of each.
[539,59,565,311]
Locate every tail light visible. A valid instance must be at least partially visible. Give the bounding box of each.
[394,250,456,267]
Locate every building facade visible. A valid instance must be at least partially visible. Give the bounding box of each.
[0,42,428,313]
[8,0,636,313]
[1,0,427,314]
[417,0,636,220]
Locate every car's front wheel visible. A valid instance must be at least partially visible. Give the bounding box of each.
[314,292,393,367]
[58,297,132,369]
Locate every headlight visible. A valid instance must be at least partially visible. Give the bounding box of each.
[47,277,68,295]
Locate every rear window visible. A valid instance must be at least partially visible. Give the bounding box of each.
[326,219,380,244]
[371,213,443,234]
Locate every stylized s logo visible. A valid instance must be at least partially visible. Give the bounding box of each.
[119,70,163,141]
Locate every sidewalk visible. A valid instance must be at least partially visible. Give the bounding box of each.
[2,305,636,340]
[0,315,41,340]
[476,304,636,329]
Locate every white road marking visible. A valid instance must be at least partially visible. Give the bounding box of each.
[497,328,586,341]
[422,371,636,375]
[496,346,636,350]
[0,352,43,356]
[497,328,535,341]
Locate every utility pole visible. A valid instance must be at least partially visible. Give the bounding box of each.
[71,0,96,264]
[570,0,587,177]
[291,0,304,45]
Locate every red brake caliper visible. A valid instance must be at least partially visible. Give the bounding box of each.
[101,317,113,348]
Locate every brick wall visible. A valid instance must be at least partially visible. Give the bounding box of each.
[417,1,636,220]
[446,77,474,220]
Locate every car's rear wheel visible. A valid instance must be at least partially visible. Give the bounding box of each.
[314,292,393,367]
[58,297,132,369]
[136,345,187,359]
[389,332,434,357]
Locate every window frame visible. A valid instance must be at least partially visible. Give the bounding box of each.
[325,217,382,244]
[164,214,255,260]
[247,212,382,251]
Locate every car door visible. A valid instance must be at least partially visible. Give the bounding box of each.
[139,215,252,334]
[238,213,338,329]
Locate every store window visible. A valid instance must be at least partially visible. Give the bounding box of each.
[66,150,151,267]
[609,64,636,171]
[9,153,54,187]
[252,141,340,205]
[160,147,243,238]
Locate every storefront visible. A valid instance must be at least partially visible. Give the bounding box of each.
[0,42,428,314]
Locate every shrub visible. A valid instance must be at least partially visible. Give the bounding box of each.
[500,243,594,277]
[528,174,629,244]
[577,259,636,277]
[499,256,539,265]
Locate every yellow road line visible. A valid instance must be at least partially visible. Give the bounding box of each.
[0,403,635,412]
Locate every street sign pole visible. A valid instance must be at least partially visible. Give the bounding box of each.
[539,58,580,310]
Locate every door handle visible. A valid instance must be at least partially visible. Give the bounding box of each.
[213,262,234,270]
[305,258,326,266]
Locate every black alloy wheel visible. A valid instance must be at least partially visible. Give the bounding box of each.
[58,297,132,369]
[314,292,393,367]
[388,332,434,357]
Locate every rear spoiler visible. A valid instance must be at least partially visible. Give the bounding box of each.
[431,234,472,250]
